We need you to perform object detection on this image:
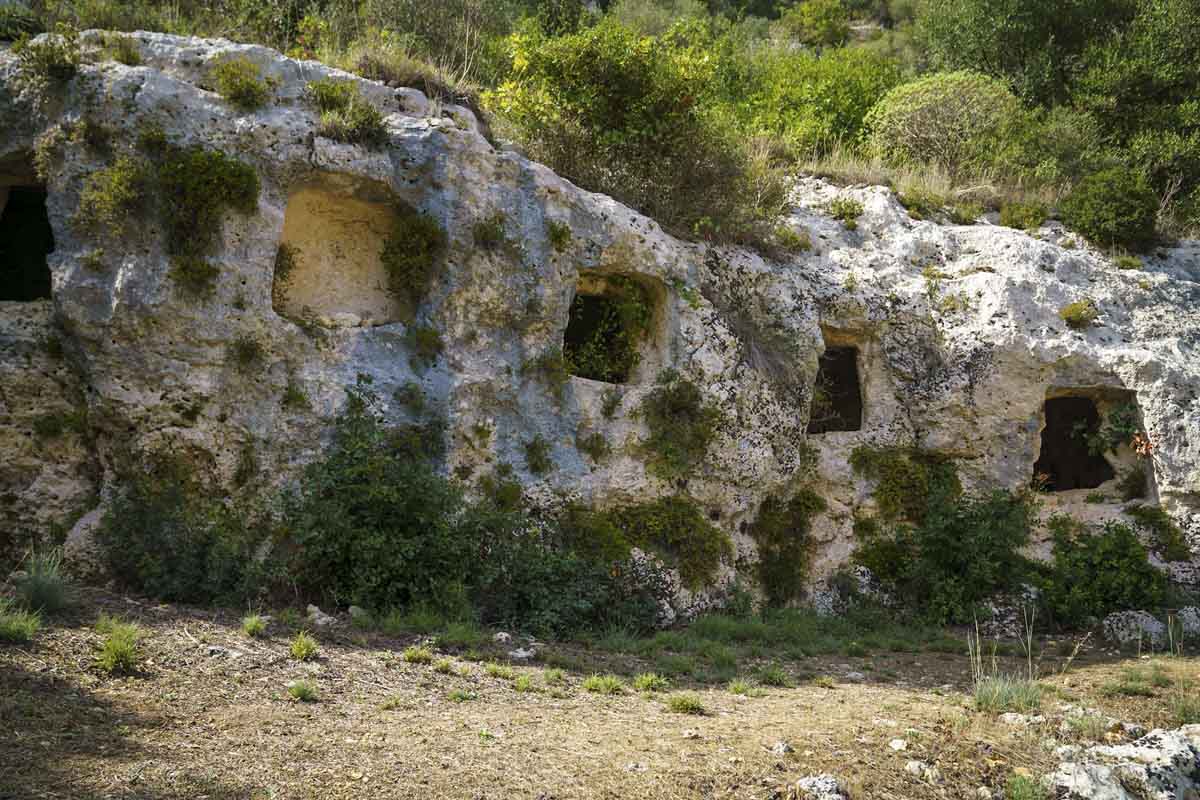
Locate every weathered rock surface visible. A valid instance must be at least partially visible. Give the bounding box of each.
[1103,610,1169,648]
[1,32,1198,601]
[1048,725,1200,799]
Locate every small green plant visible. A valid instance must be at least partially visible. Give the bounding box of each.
[514,674,538,693]
[447,688,477,702]
[543,668,566,686]
[812,675,837,689]
[15,548,70,613]
[242,614,267,638]
[1059,299,1099,330]
[1085,491,1108,504]
[1114,254,1142,270]
[564,278,653,384]
[1065,713,1111,741]
[228,335,265,373]
[1170,693,1200,725]
[473,213,508,251]
[827,197,864,230]
[521,348,570,399]
[33,410,85,439]
[576,431,610,463]
[601,388,622,419]
[973,676,1042,713]
[14,24,79,87]
[638,370,721,480]
[665,692,706,715]
[748,490,826,607]
[774,224,812,253]
[524,435,553,475]
[632,672,670,692]
[380,204,447,319]
[287,680,318,702]
[101,33,140,65]
[282,376,310,411]
[75,156,148,236]
[1061,168,1158,251]
[0,599,40,643]
[546,219,571,251]
[433,658,454,674]
[485,662,515,681]
[210,57,272,111]
[405,325,444,369]
[290,631,319,661]
[582,674,624,695]
[1117,466,1147,501]
[95,615,141,675]
[305,78,388,146]
[756,663,791,687]
[1005,774,1049,800]
[1125,504,1191,562]
[394,382,425,414]
[999,202,1046,231]
[402,645,434,664]
[272,243,298,303]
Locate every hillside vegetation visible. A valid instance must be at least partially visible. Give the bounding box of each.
[6,0,1198,250]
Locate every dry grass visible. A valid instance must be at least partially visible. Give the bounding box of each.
[1,587,1197,799]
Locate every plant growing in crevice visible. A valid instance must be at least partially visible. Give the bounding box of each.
[546,219,571,251]
[1117,465,1146,501]
[233,441,258,487]
[637,370,721,481]
[1124,504,1190,562]
[405,325,444,370]
[749,489,827,607]
[210,56,273,111]
[282,374,309,411]
[849,446,961,524]
[472,213,508,251]
[394,381,425,414]
[380,204,447,320]
[271,243,298,306]
[13,24,79,90]
[305,78,388,146]
[1059,299,1099,330]
[228,335,265,373]
[563,278,653,384]
[827,197,863,230]
[577,430,610,463]
[521,347,570,400]
[524,434,553,475]
[75,156,148,237]
[101,32,140,65]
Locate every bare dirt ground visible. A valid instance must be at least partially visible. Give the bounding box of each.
[3,587,1197,800]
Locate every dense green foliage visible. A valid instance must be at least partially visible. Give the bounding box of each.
[563,278,653,383]
[638,370,722,480]
[748,489,826,606]
[210,56,273,111]
[380,205,448,319]
[1061,169,1160,250]
[1039,516,1168,628]
[848,446,960,524]
[1124,503,1191,562]
[305,78,388,146]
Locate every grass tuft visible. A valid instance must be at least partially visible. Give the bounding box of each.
[0,599,40,643]
[16,548,70,613]
[241,614,267,638]
[289,631,319,662]
[582,674,624,695]
[632,672,670,692]
[402,645,434,664]
[665,692,707,715]
[95,615,141,675]
[973,675,1042,713]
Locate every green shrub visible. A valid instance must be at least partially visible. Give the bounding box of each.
[14,25,79,86]
[101,32,140,65]
[287,680,318,701]
[242,614,267,638]
[865,71,1023,173]
[210,57,272,111]
[638,370,721,480]
[524,435,553,475]
[15,548,70,614]
[756,663,791,687]
[380,205,447,320]
[32,410,85,439]
[999,202,1047,231]
[576,431,610,463]
[95,615,141,675]
[1005,774,1050,800]
[1114,254,1143,270]
[0,599,40,643]
[305,78,388,147]
[607,497,733,591]
[776,0,849,47]
[748,489,826,607]
[1039,518,1168,628]
[563,278,653,383]
[488,18,786,242]
[290,631,319,661]
[447,688,477,703]
[75,156,148,236]
[1124,504,1190,562]
[1117,465,1147,501]
[1061,169,1159,251]
[0,6,42,41]
[1059,299,1099,330]
[827,197,863,229]
[849,446,961,525]
[582,674,624,694]
[665,692,707,714]
[96,455,269,605]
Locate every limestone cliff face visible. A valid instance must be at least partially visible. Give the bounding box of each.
[1,32,1197,598]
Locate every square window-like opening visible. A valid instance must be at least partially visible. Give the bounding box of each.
[0,186,54,301]
[808,346,862,433]
[1033,396,1116,491]
[563,277,653,384]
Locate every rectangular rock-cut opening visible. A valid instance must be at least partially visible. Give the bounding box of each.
[0,184,54,302]
[273,176,419,327]
[807,345,863,433]
[1033,395,1118,491]
[563,274,657,384]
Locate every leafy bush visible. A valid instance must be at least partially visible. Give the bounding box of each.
[1117,465,1147,501]
[75,156,148,236]
[1061,168,1159,251]
[827,197,863,229]
[0,6,42,41]
[488,19,786,242]
[776,0,849,47]
[96,455,269,605]
[638,370,722,480]
[999,202,1046,231]
[1039,517,1168,628]
[608,496,733,591]
[380,204,447,320]
[1124,504,1190,562]
[848,446,960,524]
[864,71,1023,174]
[1059,299,1099,330]
[305,78,388,146]
[210,56,272,111]
[748,489,826,606]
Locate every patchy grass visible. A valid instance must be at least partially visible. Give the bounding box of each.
[632,672,670,692]
[402,645,434,664]
[15,548,70,613]
[241,614,267,638]
[484,662,515,681]
[974,676,1043,713]
[665,692,707,715]
[289,631,319,662]
[582,674,625,695]
[0,599,40,643]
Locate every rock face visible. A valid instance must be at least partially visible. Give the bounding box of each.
[1048,726,1200,800]
[1,32,1198,602]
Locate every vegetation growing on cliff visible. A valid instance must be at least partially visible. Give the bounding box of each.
[748,489,826,607]
[638,370,722,481]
